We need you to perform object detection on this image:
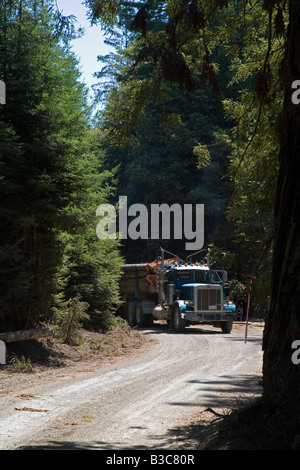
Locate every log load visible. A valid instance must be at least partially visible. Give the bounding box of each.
[120,258,177,297]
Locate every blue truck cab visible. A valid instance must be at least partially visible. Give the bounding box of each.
[153,248,236,333]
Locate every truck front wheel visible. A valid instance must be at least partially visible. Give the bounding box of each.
[172,305,186,332]
[220,320,233,333]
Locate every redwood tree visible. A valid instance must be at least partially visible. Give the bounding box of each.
[262,0,300,406]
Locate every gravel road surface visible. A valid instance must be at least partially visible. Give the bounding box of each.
[0,322,263,450]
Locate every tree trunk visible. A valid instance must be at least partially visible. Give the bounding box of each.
[262,0,300,405]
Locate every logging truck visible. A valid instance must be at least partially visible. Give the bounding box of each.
[119,248,236,333]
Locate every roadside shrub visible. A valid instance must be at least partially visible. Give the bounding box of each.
[53,294,90,345]
[7,355,33,373]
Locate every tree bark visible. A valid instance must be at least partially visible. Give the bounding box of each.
[0,328,53,343]
[262,0,300,405]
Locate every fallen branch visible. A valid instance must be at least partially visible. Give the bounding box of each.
[15,407,48,413]
[204,407,224,417]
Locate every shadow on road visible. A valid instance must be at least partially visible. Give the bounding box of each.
[168,373,262,408]
[137,322,228,336]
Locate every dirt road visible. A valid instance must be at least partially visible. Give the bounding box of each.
[0,322,263,450]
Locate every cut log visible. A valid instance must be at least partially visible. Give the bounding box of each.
[146,258,179,273]
[119,277,156,294]
[120,270,149,280]
[121,258,177,275]
[122,264,151,272]
[145,274,157,291]
[0,328,53,343]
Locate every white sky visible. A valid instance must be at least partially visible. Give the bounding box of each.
[56,0,113,102]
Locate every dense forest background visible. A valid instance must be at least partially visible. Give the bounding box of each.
[94,0,280,318]
[0,0,283,330]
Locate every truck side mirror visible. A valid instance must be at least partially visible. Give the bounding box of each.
[222,271,228,282]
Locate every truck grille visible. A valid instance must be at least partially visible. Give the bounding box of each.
[197,287,222,311]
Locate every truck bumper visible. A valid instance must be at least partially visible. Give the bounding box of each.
[182,312,235,322]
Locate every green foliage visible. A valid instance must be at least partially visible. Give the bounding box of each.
[95,6,236,261]
[0,1,123,332]
[217,2,283,316]
[8,355,33,374]
[60,233,124,331]
[53,294,90,345]
[0,1,76,329]
[193,143,211,169]
[84,0,120,27]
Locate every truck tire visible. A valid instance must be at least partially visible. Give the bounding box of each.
[127,302,136,325]
[135,304,154,327]
[135,303,145,326]
[145,313,154,327]
[220,320,233,333]
[172,305,186,332]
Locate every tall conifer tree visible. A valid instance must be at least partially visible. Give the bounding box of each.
[0,0,122,331]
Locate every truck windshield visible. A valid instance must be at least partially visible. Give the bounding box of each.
[176,271,192,281]
[195,270,209,282]
[176,270,209,282]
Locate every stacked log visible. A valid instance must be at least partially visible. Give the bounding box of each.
[120,258,177,296]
